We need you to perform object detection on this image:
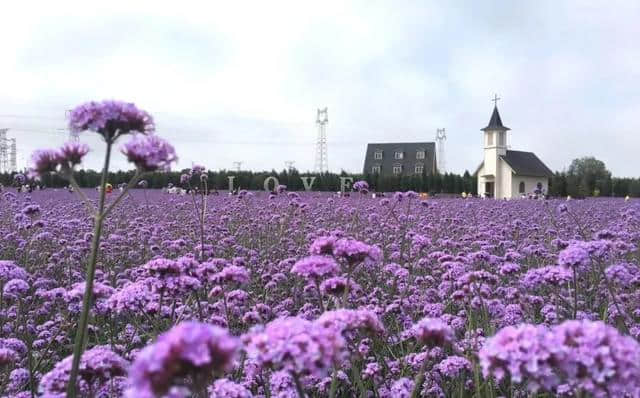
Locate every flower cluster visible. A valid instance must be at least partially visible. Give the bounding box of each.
[69,100,154,138]
[316,308,385,335]
[353,180,369,193]
[243,316,345,378]
[332,238,382,266]
[479,320,640,396]
[291,255,339,280]
[127,322,238,397]
[39,346,128,397]
[28,142,91,177]
[121,134,177,171]
[409,317,455,347]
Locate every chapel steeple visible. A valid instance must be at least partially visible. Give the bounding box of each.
[481,95,510,132]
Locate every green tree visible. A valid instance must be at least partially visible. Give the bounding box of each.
[630,179,640,197]
[567,157,611,197]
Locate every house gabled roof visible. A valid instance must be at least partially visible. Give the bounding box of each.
[363,142,436,175]
[481,106,510,132]
[500,150,553,177]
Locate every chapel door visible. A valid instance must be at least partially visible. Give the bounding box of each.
[485,182,494,198]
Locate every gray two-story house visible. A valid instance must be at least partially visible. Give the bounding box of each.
[363,142,437,176]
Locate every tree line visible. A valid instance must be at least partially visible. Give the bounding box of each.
[2,156,637,196]
[0,168,478,194]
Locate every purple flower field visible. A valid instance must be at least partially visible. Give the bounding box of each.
[2,188,640,397]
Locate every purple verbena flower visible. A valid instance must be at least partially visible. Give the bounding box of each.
[3,278,29,297]
[291,255,339,280]
[558,244,591,270]
[409,317,454,347]
[209,378,253,398]
[69,100,154,139]
[243,317,345,378]
[332,238,381,266]
[213,265,250,286]
[121,135,177,172]
[549,320,640,397]
[58,141,90,166]
[353,180,369,192]
[29,149,61,177]
[13,173,26,185]
[309,236,336,256]
[479,323,556,390]
[319,276,348,296]
[437,355,471,378]
[389,377,414,398]
[0,348,19,365]
[127,322,238,397]
[39,346,128,397]
[316,308,385,335]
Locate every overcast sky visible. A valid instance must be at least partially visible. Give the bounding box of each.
[1,1,639,176]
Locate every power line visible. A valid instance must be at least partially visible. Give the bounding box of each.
[0,114,64,120]
[2,129,395,147]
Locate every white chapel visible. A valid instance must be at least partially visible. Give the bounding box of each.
[475,100,553,199]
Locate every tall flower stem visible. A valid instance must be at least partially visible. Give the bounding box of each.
[102,170,142,219]
[67,139,112,397]
[596,262,629,334]
[328,368,338,398]
[314,279,325,312]
[341,265,354,308]
[291,372,306,398]
[572,267,579,319]
[411,358,429,398]
[143,186,149,209]
[67,174,97,216]
[199,179,207,260]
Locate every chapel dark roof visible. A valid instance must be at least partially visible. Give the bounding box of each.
[500,150,554,177]
[481,106,510,131]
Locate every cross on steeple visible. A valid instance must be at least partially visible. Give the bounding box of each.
[492,94,500,106]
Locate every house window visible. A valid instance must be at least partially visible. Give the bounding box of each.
[394,151,404,159]
[393,165,403,174]
[416,150,425,159]
[371,165,381,174]
[519,181,525,194]
[415,164,424,174]
[374,151,383,160]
